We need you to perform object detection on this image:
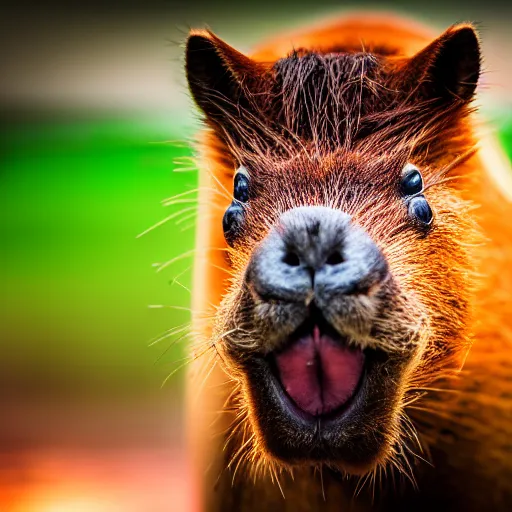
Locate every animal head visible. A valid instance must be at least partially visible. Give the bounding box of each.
[185,23,482,478]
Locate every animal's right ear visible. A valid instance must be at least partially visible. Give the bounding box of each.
[401,24,481,105]
[186,30,266,134]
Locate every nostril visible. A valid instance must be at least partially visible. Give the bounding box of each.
[282,251,301,267]
[325,250,344,265]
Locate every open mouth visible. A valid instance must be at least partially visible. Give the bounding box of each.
[234,306,404,467]
[269,310,366,420]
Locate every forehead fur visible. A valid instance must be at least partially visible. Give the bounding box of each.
[271,51,384,149]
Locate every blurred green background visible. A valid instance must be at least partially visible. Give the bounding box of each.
[1,1,511,510]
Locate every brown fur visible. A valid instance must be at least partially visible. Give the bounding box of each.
[184,13,512,511]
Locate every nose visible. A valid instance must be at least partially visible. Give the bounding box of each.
[248,206,388,303]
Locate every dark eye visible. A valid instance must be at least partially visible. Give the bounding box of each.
[400,164,423,197]
[223,166,250,245]
[234,171,249,203]
[223,202,245,246]
[408,195,433,226]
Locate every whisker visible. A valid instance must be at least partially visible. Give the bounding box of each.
[171,278,192,295]
[137,206,197,238]
[161,343,214,387]
[161,186,225,205]
[148,304,193,312]
[148,322,191,347]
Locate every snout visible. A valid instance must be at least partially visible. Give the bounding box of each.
[246,206,391,346]
[242,206,393,419]
[248,206,389,306]
[224,206,420,469]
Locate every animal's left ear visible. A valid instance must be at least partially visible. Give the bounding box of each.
[403,24,481,104]
[185,29,267,136]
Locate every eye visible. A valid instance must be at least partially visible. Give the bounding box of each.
[223,202,245,246]
[408,195,433,226]
[400,163,423,197]
[223,166,250,246]
[234,168,250,203]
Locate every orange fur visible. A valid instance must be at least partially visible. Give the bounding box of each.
[185,13,512,511]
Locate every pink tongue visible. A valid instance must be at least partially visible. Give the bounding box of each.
[275,327,364,416]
